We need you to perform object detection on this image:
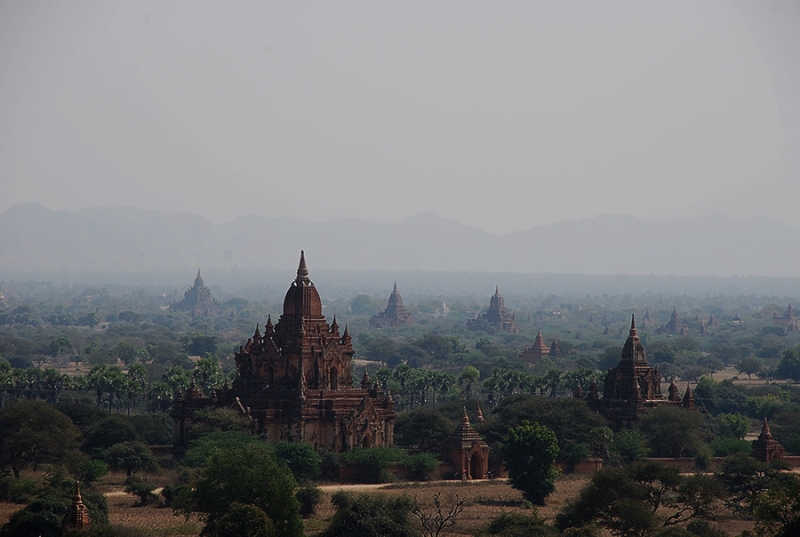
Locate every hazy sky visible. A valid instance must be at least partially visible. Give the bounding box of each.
[1,1,798,234]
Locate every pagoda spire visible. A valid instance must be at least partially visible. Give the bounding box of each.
[630,314,637,337]
[296,250,310,282]
[759,417,773,440]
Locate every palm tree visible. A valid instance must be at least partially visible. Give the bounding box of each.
[126,363,147,414]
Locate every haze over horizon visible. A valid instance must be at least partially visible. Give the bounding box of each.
[2,2,799,234]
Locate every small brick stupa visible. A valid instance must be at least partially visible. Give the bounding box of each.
[441,407,489,480]
[63,481,90,532]
[520,330,551,363]
[752,418,785,463]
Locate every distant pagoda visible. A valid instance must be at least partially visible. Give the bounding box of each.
[467,287,519,334]
[520,330,550,363]
[658,308,688,336]
[171,269,219,318]
[369,283,415,328]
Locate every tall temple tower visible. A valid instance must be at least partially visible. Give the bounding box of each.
[588,315,693,431]
[172,252,395,452]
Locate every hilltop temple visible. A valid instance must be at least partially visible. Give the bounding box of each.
[171,252,396,452]
[369,283,415,328]
[171,270,219,318]
[588,315,694,431]
[467,287,519,334]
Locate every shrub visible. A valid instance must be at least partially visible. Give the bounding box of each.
[402,452,439,481]
[475,511,559,537]
[710,438,751,457]
[123,475,158,506]
[296,483,322,517]
[0,475,38,503]
[272,442,322,482]
[319,491,419,537]
[339,447,407,483]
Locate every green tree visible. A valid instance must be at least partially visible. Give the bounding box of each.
[775,347,800,381]
[557,462,724,537]
[183,431,259,468]
[123,475,158,506]
[499,421,560,505]
[272,442,322,482]
[104,441,159,476]
[115,341,140,365]
[202,502,277,537]
[0,477,108,537]
[458,366,480,399]
[716,413,750,440]
[736,357,762,380]
[46,335,73,357]
[185,335,219,357]
[751,472,800,537]
[395,409,455,453]
[475,511,560,537]
[351,295,378,315]
[638,405,706,458]
[610,430,651,465]
[185,407,251,442]
[125,363,147,414]
[0,400,81,478]
[480,395,609,463]
[714,453,776,515]
[83,415,139,455]
[320,491,420,537]
[193,356,225,395]
[184,443,303,537]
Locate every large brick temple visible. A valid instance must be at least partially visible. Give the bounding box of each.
[172,252,396,451]
[587,315,694,431]
[467,286,519,334]
[171,269,219,318]
[369,283,415,328]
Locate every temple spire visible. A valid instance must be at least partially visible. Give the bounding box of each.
[475,402,485,423]
[630,314,637,337]
[760,417,773,440]
[296,250,310,282]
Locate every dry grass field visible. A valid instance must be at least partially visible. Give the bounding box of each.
[0,473,757,536]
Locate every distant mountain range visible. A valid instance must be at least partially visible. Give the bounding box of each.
[1,204,798,277]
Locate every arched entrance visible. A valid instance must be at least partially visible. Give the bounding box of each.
[470,452,483,479]
[330,367,339,389]
[265,367,274,387]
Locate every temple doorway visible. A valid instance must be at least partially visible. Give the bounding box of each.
[470,452,483,479]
